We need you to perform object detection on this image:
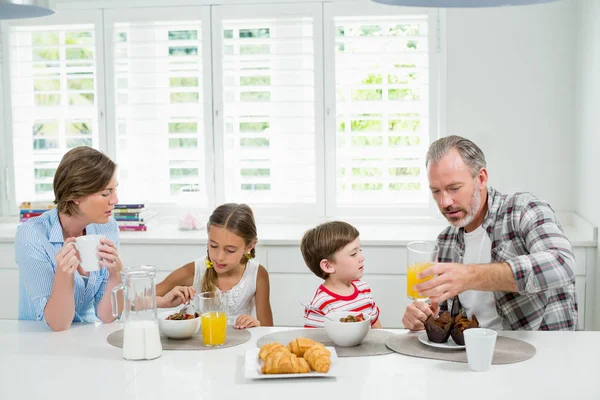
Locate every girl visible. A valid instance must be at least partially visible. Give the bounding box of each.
[157,203,273,329]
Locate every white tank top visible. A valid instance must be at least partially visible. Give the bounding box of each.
[458,226,503,330]
[193,256,260,325]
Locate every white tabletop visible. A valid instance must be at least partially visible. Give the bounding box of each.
[0,321,598,400]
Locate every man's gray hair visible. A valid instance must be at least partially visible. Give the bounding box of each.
[425,135,486,177]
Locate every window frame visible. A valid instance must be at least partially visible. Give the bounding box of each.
[0,25,14,217]
[323,2,442,219]
[211,2,326,221]
[1,10,106,214]
[103,6,215,216]
[0,0,446,222]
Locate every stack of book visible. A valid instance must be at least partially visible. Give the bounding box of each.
[19,201,56,222]
[114,204,153,231]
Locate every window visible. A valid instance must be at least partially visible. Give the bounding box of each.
[325,3,437,215]
[0,29,7,216]
[212,3,322,214]
[7,12,102,204]
[105,7,211,207]
[2,2,439,220]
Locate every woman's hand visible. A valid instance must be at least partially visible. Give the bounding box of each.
[98,238,123,277]
[234,314,260,329]
[157,286,196,308]
[55,238,80,276]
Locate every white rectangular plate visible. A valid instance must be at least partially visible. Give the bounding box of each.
[244,346,339,379]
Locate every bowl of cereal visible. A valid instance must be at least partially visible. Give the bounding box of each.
[324,311,371,347]
[158,309,201,339]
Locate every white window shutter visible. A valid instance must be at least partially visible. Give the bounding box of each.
[214,4,321,212]
[106,9,210,207]
[325,2,437,216]
[8,15,100,203]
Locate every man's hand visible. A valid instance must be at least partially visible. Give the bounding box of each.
[401,301,439,331]
[414,262,472,304]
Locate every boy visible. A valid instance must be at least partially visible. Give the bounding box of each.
[300,221,382,328]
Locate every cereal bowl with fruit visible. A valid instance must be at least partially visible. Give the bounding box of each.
[158,310,201,339]
[324,311,371,347]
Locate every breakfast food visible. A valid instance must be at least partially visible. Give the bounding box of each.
[288,337,324,357]
[450,313,479,346]
[166,311,199,320]
[303,344,331,373]
[258,338,332,375]
[424,311,453,343]
[262,350,310,374]
[258,342,289,361]
[339,313,365,323]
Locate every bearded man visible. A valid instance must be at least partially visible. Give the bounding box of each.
[402,135,578,331]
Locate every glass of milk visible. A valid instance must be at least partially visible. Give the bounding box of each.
[111,265,162,360]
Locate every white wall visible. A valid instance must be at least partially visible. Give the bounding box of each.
[445,0,575,211]
[575,0,600,329]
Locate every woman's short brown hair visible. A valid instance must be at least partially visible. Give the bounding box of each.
[53,146,116,216]
[300,221,360,280]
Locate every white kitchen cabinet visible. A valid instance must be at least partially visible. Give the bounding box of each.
[0,235,595,330]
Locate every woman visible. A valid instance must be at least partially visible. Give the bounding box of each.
[15,147,192,331]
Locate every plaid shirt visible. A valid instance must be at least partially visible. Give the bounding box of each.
[437,187,578,331]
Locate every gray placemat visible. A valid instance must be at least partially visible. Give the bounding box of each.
[385,332,536,364]
[107,326,251,350]
[256,328,396,357]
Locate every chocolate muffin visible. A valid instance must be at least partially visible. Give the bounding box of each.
[424,311,453,343]
[450,312,479,346]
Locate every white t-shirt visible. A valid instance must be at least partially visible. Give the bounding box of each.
[458,226,503,330]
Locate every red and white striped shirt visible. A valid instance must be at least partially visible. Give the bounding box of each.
[303,280,380,328]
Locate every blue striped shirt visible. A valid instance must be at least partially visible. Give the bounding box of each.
[15,208,119,323]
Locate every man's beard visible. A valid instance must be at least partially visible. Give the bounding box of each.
[444,181,481,228]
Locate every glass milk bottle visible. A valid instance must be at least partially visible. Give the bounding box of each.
[111,265,162,360]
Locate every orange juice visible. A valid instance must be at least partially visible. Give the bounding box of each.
[201,312,227,346]
[407,262,434,300]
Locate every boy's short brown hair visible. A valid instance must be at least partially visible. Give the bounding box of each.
[53,146,116,216]
[300,221,360,280]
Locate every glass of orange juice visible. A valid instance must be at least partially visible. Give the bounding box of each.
[198,291,228,347]
[406,241,439,301]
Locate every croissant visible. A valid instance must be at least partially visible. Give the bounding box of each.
[303,344,331,373]
[262,350,310,374]
[288,337,324,357]
[258,342,289,361]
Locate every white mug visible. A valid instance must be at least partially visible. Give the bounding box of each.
[75,235,105,271]
[464,328,498,372]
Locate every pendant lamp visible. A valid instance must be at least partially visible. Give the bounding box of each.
[0,0,55,19]
[370,0,560,7]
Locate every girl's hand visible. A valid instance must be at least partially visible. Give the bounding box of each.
[98,238,123,277]
[158,286,196,308]
[55,238,80,276]
[234,314,260,329]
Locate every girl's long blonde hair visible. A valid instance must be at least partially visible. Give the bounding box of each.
[202,203,257,293]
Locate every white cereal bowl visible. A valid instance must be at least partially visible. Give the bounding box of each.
[324,311,371,347]
[158,310,201,339]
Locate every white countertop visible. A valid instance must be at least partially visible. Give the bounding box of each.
[0,321,598,400]
[0,212,597,246]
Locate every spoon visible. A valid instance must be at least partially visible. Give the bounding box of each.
[298,301,334,321]
[180,300,198,317]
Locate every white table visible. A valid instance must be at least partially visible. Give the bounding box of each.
[0,321,598,400]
